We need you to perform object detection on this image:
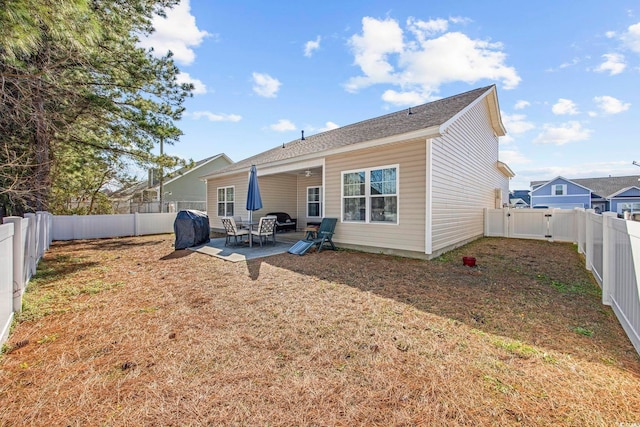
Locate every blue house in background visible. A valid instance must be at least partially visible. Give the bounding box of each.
[530,176,592,209]
[531,175,640,215]
[509,189,531,207]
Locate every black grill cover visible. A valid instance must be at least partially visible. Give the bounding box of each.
[173,210,210,249]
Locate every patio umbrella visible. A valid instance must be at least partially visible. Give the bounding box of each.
[246,165,263,224]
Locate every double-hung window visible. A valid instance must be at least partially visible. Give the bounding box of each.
[217,186,234,216]
[342,165,398,224]
[307,186,322,218]
[553,184,567,196]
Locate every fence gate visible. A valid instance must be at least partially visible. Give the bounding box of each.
[485,208,578,243]
[507,209,552,240]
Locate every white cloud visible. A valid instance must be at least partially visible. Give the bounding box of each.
[621,22,640,52]
[345,16,520,99]
[138,0,210,66]
[270,119,296,132]
[407,17,448,39]
[533,121,592,145]
[594,53,626,75]
[499,149,531,165]
[502,112,535,135]
[593,95,631,114]
[345,17,404,91]
[552,98,579,115]
[381,89,432,106]
[318,121,340,132]
[189,111,241,122]
[605,31,617,38]
[176,72,206,95]
[252,72,281,98]
[304,36,321,57]
[514,100,530,110]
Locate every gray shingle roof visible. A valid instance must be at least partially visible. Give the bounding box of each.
[531,175,640,198]
[212,85,495,175]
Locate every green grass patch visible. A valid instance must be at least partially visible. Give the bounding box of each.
[573,326,594,337]
[492,338,539,359]
[17,257,124,323]
[535,274,601,297]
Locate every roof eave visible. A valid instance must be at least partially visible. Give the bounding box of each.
[202,125,441,179]
[439,85,506,137]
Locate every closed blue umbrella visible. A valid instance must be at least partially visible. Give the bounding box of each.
[246,165,263,224]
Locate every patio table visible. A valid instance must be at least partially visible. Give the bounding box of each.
[242,222,258,247]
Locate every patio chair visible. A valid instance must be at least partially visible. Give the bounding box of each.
[221,217,249,246]
[312,217,337,252]
[250,216,277,247]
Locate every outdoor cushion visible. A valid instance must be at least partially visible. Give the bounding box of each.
[266,212,296,232]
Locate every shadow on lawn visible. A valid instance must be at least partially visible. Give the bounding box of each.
[263,238,640,369]
[52,236,167,251]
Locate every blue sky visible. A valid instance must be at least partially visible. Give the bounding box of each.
[140,1,640,190]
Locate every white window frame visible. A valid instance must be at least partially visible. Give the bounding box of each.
[341,164,399,225]
[306,186,323,218]
[552,184,567,196]
[217,186,235,217]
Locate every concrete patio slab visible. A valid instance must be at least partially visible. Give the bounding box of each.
[188,234,304,262]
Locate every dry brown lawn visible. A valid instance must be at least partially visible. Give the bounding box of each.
[1,235,639,426]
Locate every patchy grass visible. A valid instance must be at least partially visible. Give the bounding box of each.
[0,235,638,426]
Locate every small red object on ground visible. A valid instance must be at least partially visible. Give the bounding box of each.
[463,256,476,267]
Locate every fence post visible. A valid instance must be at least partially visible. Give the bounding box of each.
[23,213,37,278]
[3,218,24,312]
[601,212,617,306]
[134,212,140,236]
[585,209,594,271]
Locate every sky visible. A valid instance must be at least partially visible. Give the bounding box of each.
[139,0,640,191]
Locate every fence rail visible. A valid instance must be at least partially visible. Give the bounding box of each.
[0,211,178,346]
[2,209,639,358]
[0,213,52,344]
[485,208,640,355]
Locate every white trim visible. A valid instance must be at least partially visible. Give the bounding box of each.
[341,164,400,225]
[425,139,433,255]
[531,176,593,194]
[440,86,506,137]
[532,193,588,199]
[306,186,323,218]
[497,161,515,178]
[216,185,235,217]
[202,126,440,180]
[608,186,640,198]
[552,184,567,196]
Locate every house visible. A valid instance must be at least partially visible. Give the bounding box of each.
[509,189,530,208]
[112,154,233,213]
[530,175,640,214]
[202,85,514,259]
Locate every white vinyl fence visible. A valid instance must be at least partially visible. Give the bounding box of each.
[485,208,640,356]
[52,212,177,240]
[0,213,52,343]
[0,212,179,346]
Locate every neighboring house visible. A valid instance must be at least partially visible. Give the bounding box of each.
[510,198,529,208]
[530,175,640,214]
[509,189,530,207]
[202,85,514,259]
[112,154,233,213]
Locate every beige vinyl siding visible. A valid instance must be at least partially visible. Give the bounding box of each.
[206,173,298,230]
[324,139,426,253]
[296,174,323,227]
[430,98,507,253]
[164,156,232,202]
